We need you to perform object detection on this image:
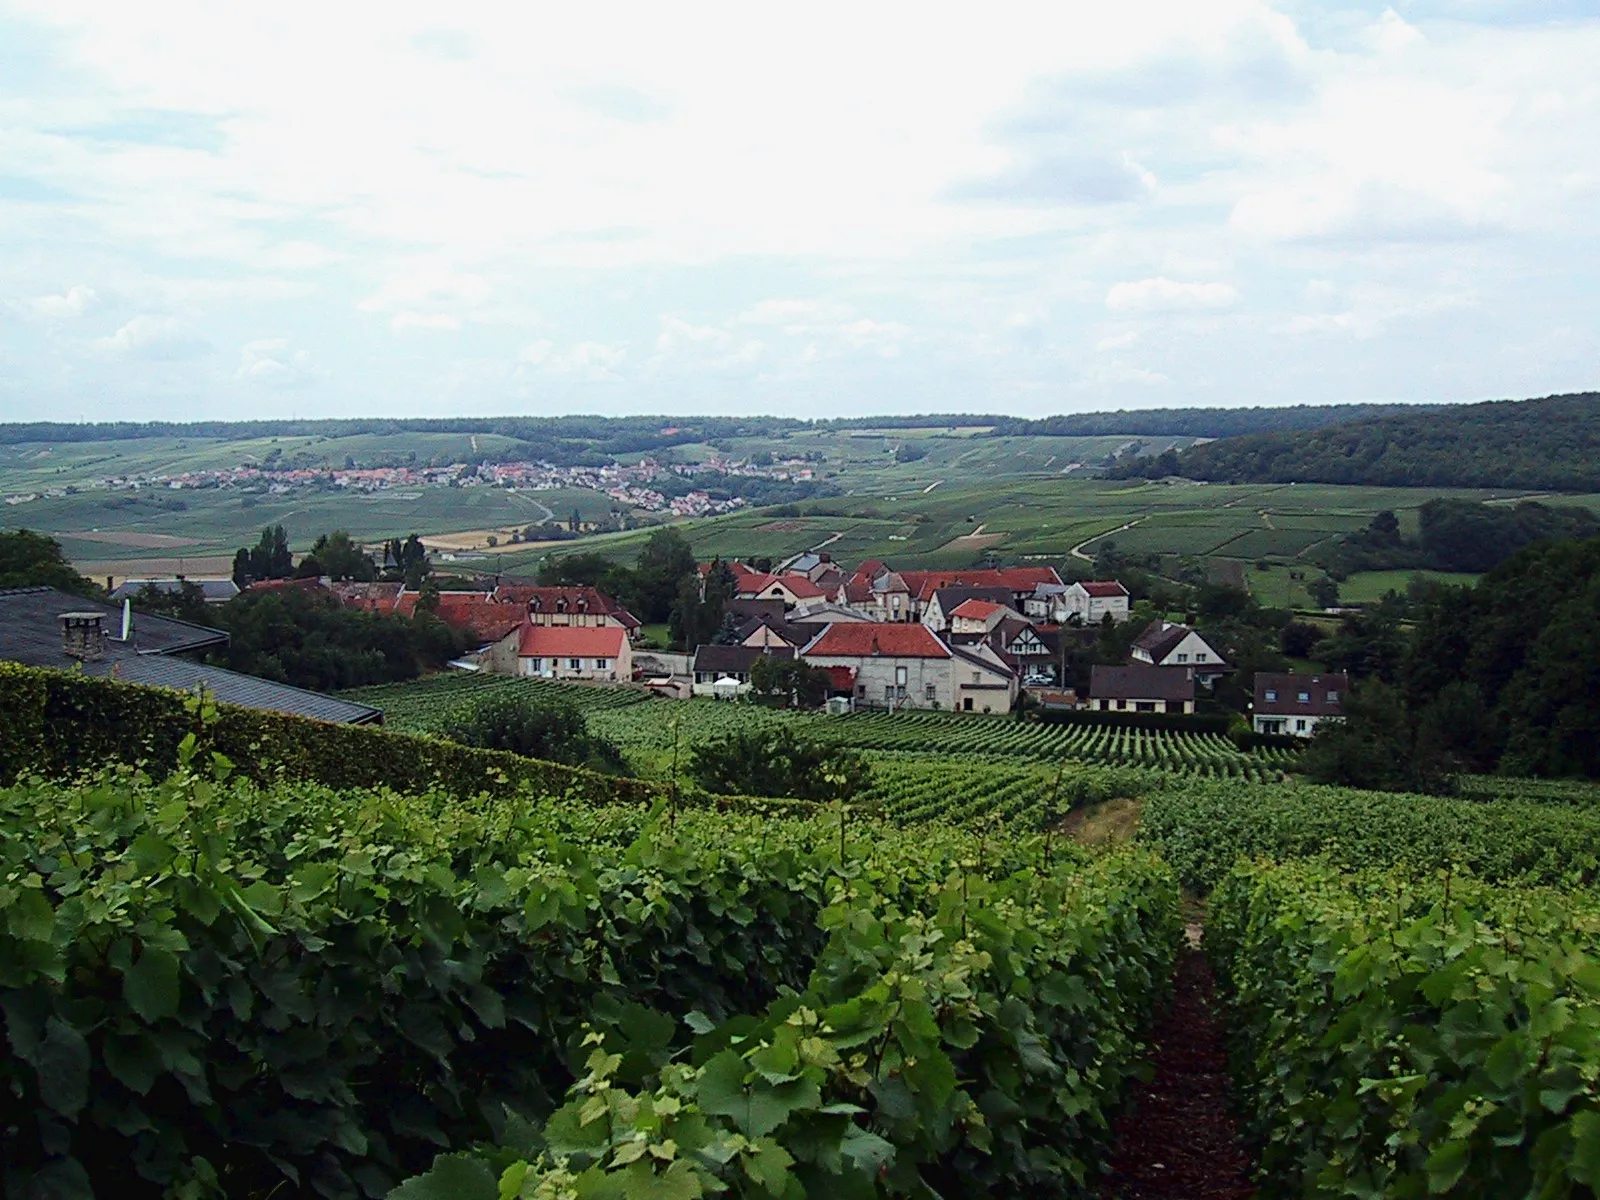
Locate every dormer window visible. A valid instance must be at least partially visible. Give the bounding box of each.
[1265,689,1277,702]
[1298,691,1311,703]
[1328,691,1340,703]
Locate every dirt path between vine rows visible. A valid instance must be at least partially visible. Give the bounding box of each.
[1097,944,1258,1199]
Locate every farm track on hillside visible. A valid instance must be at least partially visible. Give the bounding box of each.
[1098,948,1257,1199]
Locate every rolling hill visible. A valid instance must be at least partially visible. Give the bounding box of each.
[1142,392,1600,492]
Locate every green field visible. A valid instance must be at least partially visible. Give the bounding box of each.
[1337,568,1481,603]
[1,428,1566,584]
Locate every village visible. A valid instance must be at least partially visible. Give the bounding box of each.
[319,551,1341,735]
[2,450,818,520]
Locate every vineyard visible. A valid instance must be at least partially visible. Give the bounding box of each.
[345,674,1297,789]
[0,763,1179,1199]
[7,663,1600,1196]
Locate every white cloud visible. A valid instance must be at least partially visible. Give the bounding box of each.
[32,285,100,318]
[1095,329,1139,352]
[1105,277,1239,313]
[1286,283,1475,339]
[518,339,628,381]
[390,312,462,332]
[0,2,1596,417]
[1085,362,1169,385]
[94,315,210,359]
[236,337,320,386]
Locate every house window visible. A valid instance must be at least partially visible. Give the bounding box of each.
[971,671,981,683]
[1176,653,1188,663]
[527,658,543,672]
[1114,699,1125,711]
[1298,691,1310,703]
[884,685,896,703]
[1296,719,1307,732]
[569,657,582,670]
[595,658,609,670]
[1265,689,1277,702]
[925,682,936,700]
[1195,652,1207,662]
[1135,701,1156,713]
[1328,691,1340,703]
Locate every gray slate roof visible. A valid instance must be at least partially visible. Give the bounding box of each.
[1132,620,1193,663]
[0,586,226,660]
[0,586,380,725]
[1091,663,1196,702]
[109,578,240,602]
[692,644,794,675]
[1254,672,1348,717]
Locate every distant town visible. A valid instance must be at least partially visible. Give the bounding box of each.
[3,450,822,519]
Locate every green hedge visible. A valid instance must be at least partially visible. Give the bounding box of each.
[0,662,802,816]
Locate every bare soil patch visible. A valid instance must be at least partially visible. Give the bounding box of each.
[65,530,201,549]
[70,556,237,586]
[938,531,1007,552]
[1061,797,1143,847]
[1097,949,1258,1198]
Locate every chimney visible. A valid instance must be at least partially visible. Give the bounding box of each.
[60,612,107,662]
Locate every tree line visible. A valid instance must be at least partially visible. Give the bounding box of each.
[991,401,1434,440]
[1325,500,1598,577]
[1305,535,1600,788]
[1113,392,1600,492]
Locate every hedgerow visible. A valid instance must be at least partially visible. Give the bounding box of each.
[0,662,811,818]
[1206,861,1600,1197]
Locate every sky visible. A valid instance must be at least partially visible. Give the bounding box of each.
[0,1,1596,423]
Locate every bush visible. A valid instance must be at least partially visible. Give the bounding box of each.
[688,728,870,802]
[440,692,627,773]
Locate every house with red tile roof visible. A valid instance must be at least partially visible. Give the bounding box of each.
[898,567,1063,617]
[947,598,1011,636]
[514,623,631,682]
[735,572,831,607]
[798,622,1015,711]
[920,585,1015,633]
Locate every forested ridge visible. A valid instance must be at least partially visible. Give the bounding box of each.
[3,401,1448,449]
[1146,391,1600,491]
[988,401,1435,439]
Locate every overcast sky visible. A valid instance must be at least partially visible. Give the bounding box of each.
[1,1,1596,423]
